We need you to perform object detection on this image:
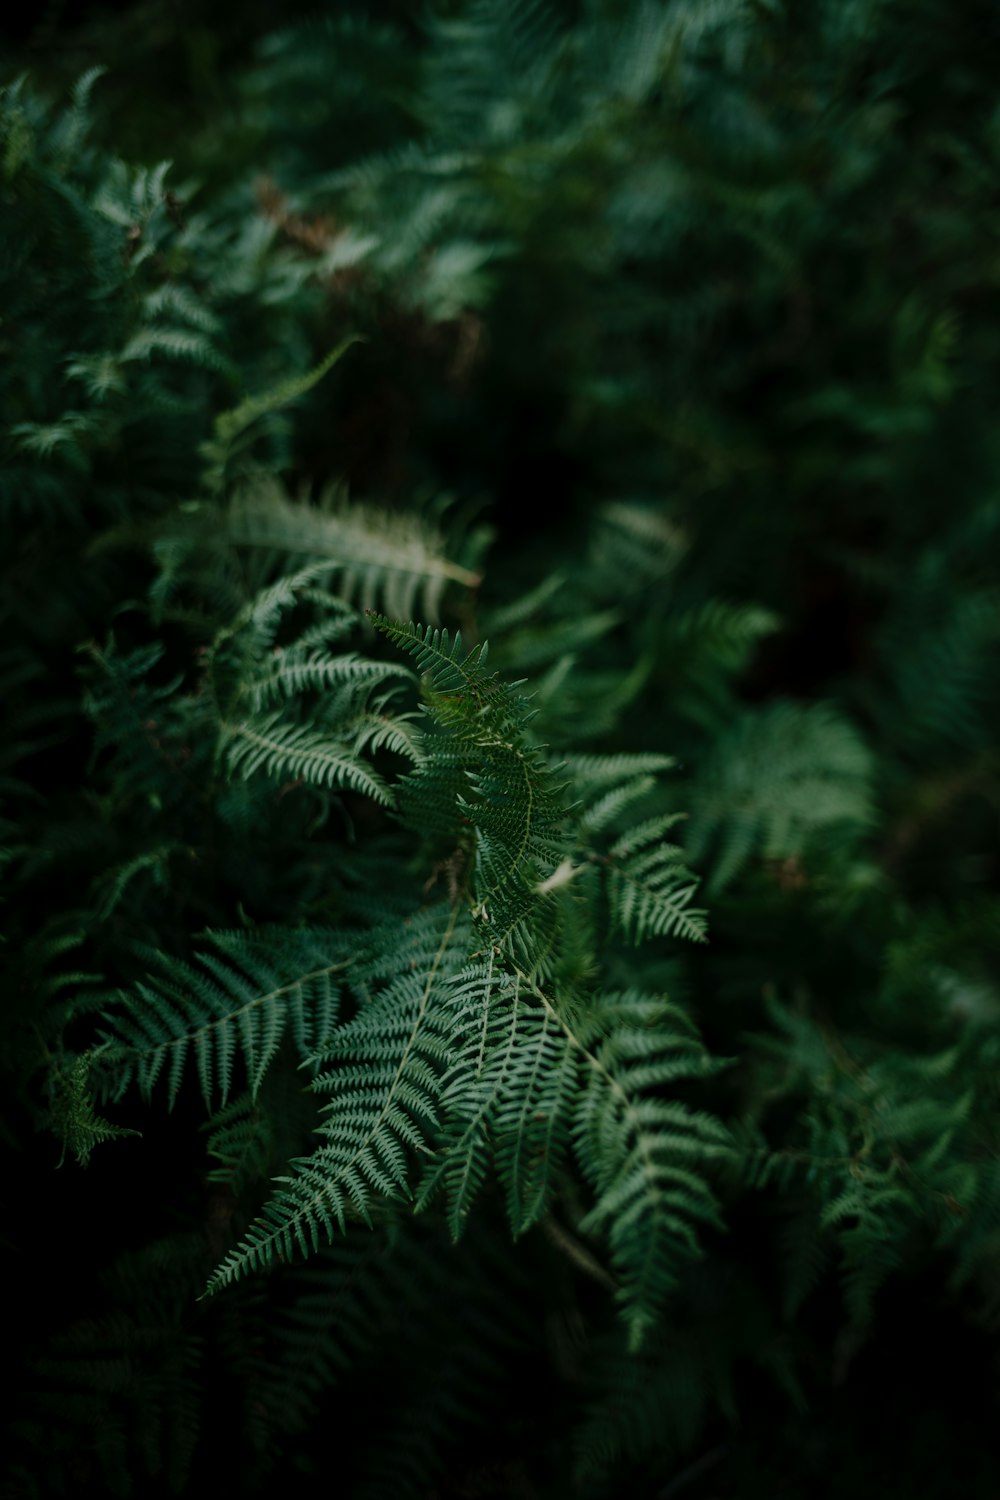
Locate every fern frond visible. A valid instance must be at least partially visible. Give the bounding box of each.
[141,281,223,334]
[51,1054,141,1166]
[686,702,873,891]
[424,0,566,148]
[241,650,406,712]
[219,713,394,805]
[589,501,688,593]
[414,956,517,1235]
[120,325,232,373]
[204,906,469,1291]
[201,583,422,799]
[373,614,570,967]
[542,987,731,1347]
[411,957,579,1240]
[201,1090,272,1189]
[12,412,96,461]
[206,481,480,620]
[605,814,708,945]
[494,1000,579,1235]
[200,339,361,491]
[49,65,106,170]
[368,615,495,702]
[92,844,181,920]
[98,929,347,1107]
[206,561,356,666]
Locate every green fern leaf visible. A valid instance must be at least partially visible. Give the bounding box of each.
[204,906,469,1290]
[606,815,708,945]
[219,713,395,805]
[99,929,347,1107]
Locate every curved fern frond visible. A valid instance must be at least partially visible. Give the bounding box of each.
[219,713,395,805]
[222,482,481,618]
[200,339,361,491]
[368,615,496,704]
[372,614,570,967]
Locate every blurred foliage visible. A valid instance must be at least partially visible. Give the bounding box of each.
[3,1,1000,1495]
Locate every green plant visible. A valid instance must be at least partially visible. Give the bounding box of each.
[5,4,1000,1494]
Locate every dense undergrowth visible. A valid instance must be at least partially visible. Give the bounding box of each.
[3,2,1000,1494]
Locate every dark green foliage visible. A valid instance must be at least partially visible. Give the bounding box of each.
[4,2,1000,1494]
